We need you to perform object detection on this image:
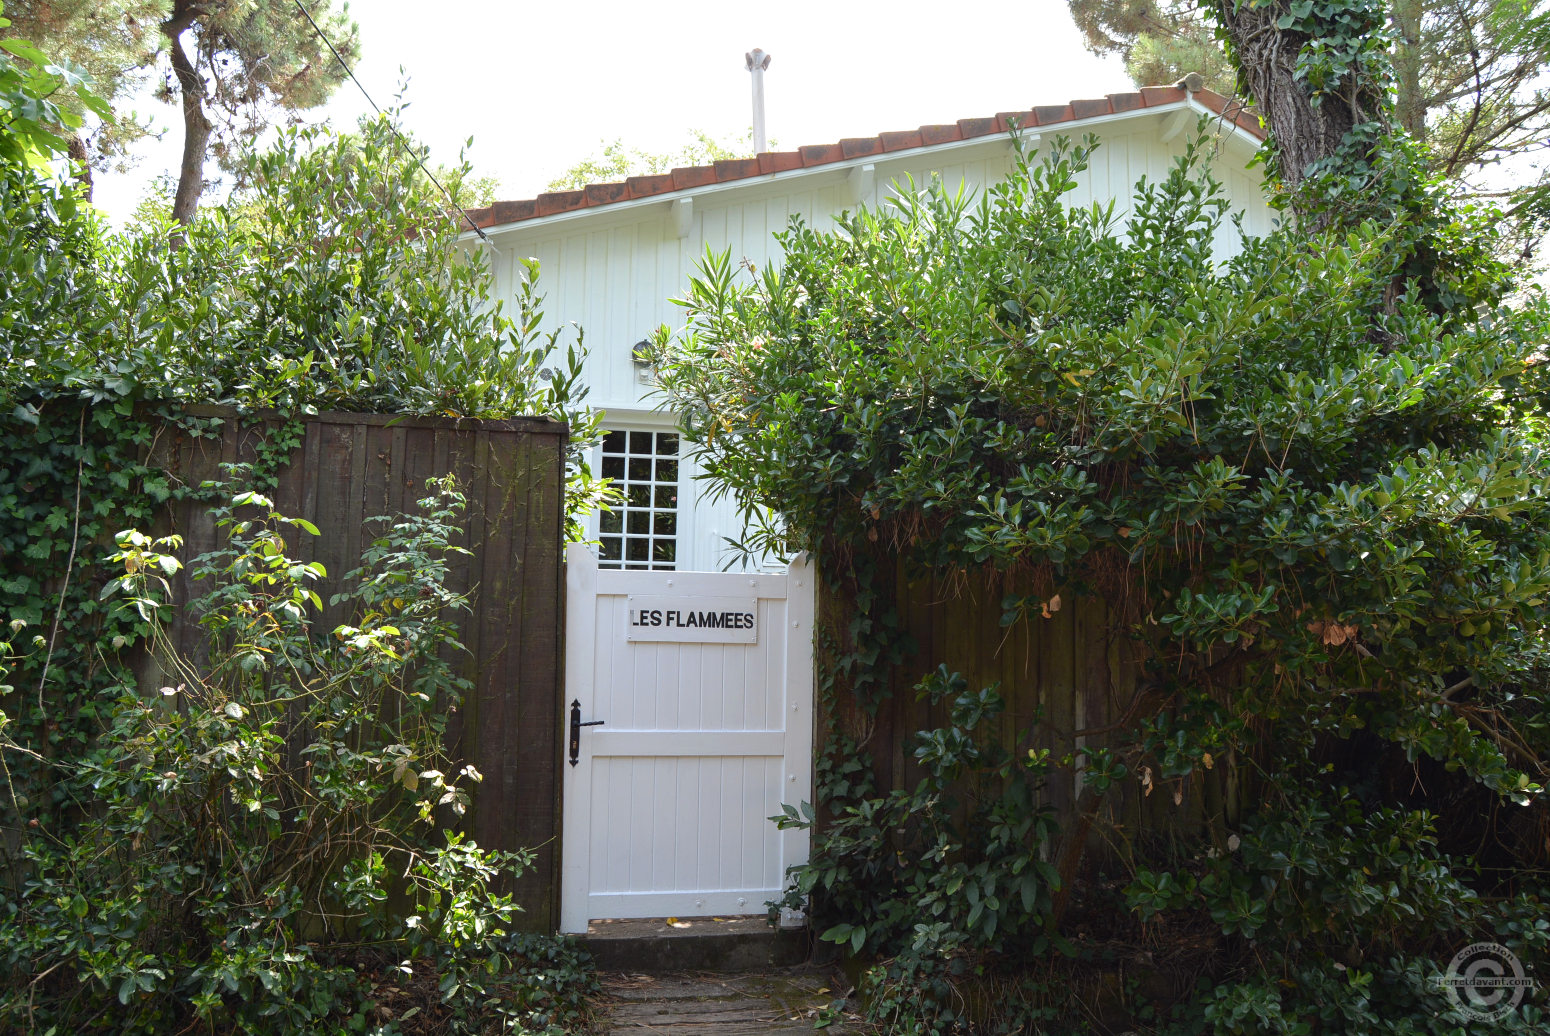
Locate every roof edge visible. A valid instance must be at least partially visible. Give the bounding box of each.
[462,88,1262,236]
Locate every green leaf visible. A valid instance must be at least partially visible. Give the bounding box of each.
[0,38,49,64]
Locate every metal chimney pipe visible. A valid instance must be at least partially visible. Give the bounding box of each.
[745,48,771,153]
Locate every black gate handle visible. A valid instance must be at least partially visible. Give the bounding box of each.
[569,699,604,767]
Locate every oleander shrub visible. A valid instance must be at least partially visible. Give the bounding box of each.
[656,128,1550,1031]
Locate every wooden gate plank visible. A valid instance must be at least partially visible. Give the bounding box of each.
[153,408,568,929]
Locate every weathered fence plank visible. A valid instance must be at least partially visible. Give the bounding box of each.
[150,406,567,929]
[821,558,1182,853]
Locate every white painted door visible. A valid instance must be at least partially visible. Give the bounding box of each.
[560,544,814,933]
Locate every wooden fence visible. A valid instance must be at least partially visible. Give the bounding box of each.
[150,407,567,929]
[820,559,1233,857]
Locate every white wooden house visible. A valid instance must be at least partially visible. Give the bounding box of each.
[459,85,1272,932]
[461,84,1270,575]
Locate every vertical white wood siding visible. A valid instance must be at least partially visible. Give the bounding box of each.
[484,114,1275,571]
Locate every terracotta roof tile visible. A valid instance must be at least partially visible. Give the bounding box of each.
[534,190,586,217]
[625,173,675,198]
[841,137,884,159]
[491,199,535,223]
[880,129,924,151]
[918,124,963,145]
[1195,91,1226,115]
[799,142,844,165]
[584,182,629,205]
[1231,106,1263,135]
[1140,85,1187,106]
[758,151,804,174]
[714,157,762,180]
[957,116,998,138]
[1190,90,1262,133]
[467,89,1261,231]
[671,165,718,190]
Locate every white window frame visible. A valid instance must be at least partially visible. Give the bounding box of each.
[589,412,686,571]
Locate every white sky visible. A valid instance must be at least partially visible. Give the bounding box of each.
[90,0,1129,221]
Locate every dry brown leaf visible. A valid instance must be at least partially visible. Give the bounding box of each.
[1306,620,1360,646]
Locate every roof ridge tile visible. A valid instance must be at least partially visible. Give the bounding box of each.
[758,151,805,174]
[918,124,964,146]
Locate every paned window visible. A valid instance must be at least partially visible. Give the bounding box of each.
[598,430,679,569]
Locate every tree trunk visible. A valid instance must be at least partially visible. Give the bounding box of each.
[162,0,210,228]
[1211,0,1384,195]
[66,134,93,202]
[1392,0,1425,142]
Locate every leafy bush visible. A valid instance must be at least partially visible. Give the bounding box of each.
[0,24,602,1035]
[0,477,596,1033]
[0,99,608,824]
[1,109,606,540]
[0,6,112,170]
[658,130,1550,1028]
[778,667,1060,960]
[97,117,587,422]
[774,668,1064,1030]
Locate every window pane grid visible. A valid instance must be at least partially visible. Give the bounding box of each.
[598,430,679,570]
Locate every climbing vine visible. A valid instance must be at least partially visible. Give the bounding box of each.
[0,402,171,804]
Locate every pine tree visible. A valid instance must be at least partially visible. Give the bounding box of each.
[157,0,359,224]
[5,1,359,220]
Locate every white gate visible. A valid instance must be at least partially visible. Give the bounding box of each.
[560,544,814,933]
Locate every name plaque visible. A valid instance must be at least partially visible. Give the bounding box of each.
[625,595,759,644]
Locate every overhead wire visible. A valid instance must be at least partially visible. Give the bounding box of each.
[291,0,491,242]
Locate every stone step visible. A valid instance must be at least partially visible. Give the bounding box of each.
[577,916,809,973]
[599,969,853,1034]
